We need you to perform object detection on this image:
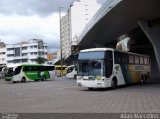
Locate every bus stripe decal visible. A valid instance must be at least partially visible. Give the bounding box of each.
[120,64,132,84]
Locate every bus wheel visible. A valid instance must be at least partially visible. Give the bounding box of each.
[140,75,144,84]
[12,80,16,83]
[21,77,26,83]
[144,75,148,83]
[74,75,77,79]
[111,78,117,89]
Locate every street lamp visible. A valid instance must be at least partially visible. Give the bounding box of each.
[59,6,63,77]
[59,5,73,77]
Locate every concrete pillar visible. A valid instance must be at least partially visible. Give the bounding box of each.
[138,20,160,79]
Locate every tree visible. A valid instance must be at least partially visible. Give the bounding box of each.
[35,57,47,64]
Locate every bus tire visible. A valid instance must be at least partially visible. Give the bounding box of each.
[144,75,148,83]
[74,75,77,79]
[12,80,16,83]
[140,75,145,84]
[111,78,117,89]
[21,77,26,83]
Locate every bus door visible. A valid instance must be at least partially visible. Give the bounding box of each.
[13,66,22,80]
[105,51,113,78]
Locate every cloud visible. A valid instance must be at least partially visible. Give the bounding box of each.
[0,13,60,52]
[0,0,106,53]
[0,0,75,16]
[0,0,106,16]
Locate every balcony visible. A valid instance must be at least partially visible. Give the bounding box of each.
[13,56,28,60]
[7,50,14,54]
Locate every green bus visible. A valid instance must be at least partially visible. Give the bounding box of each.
[2,64,21,81]
[11,64,56,83]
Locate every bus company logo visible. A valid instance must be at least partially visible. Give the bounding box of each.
[115,66,120,71]
[40,72,45,76]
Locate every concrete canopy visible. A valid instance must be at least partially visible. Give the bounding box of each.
[78,0,160,49]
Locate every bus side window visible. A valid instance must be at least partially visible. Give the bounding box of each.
[51,66,55,71]
[114,51,121,64]
[47,66,55,71]
[129,55,134,64]
[144,57,149,64]
[140,57,144,64]
[23,66,30,71]
[134,56,140,64]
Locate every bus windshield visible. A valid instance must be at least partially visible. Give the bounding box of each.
[78,60,103,76]
[4,67,14,77]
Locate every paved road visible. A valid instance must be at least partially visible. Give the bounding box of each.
[0,78,160,113]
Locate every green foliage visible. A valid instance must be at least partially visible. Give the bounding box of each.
[35,57,47,64]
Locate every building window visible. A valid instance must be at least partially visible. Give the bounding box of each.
[30,46,33,48]
[7,60,13,63]
[22,59,28,63]
[7,54,14,57]
[22,47,27,50]
[30,52,33,55]
[14,48,21,57]
[31,59,36,62]
[14,60,21,63]
[22,53,27,56]
[34,45,37,48]
[34,52,37,55]
[38,52,43,55]
[7,48,14,51]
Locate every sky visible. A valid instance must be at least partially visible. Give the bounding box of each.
[0,0,107,53]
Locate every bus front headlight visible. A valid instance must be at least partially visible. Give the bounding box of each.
[96,76,105,81]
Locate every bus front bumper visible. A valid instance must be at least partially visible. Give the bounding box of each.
[5,77,12,81]
[77,80,111,88]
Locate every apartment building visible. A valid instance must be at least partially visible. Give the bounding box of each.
[0,42,6,67]
[6,39,47,66]
[61,0,101,59]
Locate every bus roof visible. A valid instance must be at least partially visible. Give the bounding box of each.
[6,64,22,68]
[55,65,67,67]
[20,64,43,66]
[66,65,75,69]
[80,48,114,52]
[80,48,149,57]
